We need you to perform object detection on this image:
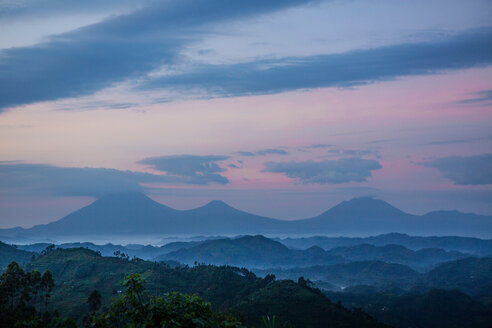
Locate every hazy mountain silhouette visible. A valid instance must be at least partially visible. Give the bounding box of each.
[159,235,345,267]
[0,192,284,239]
[0,192,491,241]
[278,233,492,256]
[325,244,468,269]
[298,197,414,233]
[12,234,470,270]
[158,236,467,269]
[254,260,420,286]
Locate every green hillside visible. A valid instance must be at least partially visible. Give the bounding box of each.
[24,247,389,327]
[0,241,34,269]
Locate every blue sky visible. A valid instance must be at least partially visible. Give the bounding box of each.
[0,0,491,228]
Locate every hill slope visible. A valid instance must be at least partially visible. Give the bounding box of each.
[326,244,467,269]
[326,288,492,328]
[159,235,345,267]
[0,241,34,269]
[25,247,389,328]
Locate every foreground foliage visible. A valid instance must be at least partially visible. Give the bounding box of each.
[0,261,76,328]
[87,273,244,328]
[20,247,388,327]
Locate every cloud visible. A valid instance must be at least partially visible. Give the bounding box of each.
[143,28,492,97]
[0,0,316,111]
[263,157,382,184]
[256,148,289,156]
[327,148,378,157]
[367,138,397,144]
[0,0,143,20]
[305,144,335,149]
[455,89,492,106]
[0,163,171,197]
[138,154,230,185]
[427,137,485,145]
[297,143,335,152]
[236,151,256,157]
[421,153,492,185]
[236,148,289,156]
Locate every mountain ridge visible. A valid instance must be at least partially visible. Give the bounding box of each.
[0,192,491,241]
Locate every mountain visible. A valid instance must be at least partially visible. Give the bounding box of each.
[297,198,492,236]
[278,233,492,255]
[254,261,420,287]
[21,192,179,236]
[255,256,492,296]
[326,288,492,328]
[1,193,491,241]
[158,235,467,269]
[424,257,492,295]
[326,244,468,270]
[171,200,285,234]
[159,235,345,267]
[16,240,206,261]
[289,197,416,235]
[13,235,469,270]
[0,192,286,241]
[24,247,389,328]
[0,241,34,269]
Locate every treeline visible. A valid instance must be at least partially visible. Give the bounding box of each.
[0,262,244,327]
[0,261,75,327]
[0,246,390,327]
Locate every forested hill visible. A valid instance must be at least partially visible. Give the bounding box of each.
[0,241,34,269]
[23,247,389,328]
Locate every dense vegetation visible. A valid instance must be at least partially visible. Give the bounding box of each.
[255,256,492,294]
[0,261,76,328]
[10,247,388,327]
[0,241,35,269]
[87,273,244,327]
[16,234,475,270]
[2,238,492,327]
[326,288,492,328]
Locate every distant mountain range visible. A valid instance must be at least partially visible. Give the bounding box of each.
[277,233,492,256]
[2,236,491,296]
[1,192,491,242]
[157,235,469,270]
[13,235,472,271]
[255,257,492,295]
[158,235,346,267]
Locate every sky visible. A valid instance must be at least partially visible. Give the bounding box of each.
[0,0,491,229]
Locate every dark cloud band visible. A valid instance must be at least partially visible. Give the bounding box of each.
[138,154,230,185]
[0,163,169,197]
[143,28,492,98]
[421,154,492,185]
[263,158,382,184]
[0,0,316,111]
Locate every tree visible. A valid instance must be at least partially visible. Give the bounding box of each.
[297,276,310,288]
[264,274,276,284]
[0,261,25,311]
[41,245,55,256]
[87,289,102,313]
[41,271,54,311]
[87,273,245,328]
[0,262,69,328]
